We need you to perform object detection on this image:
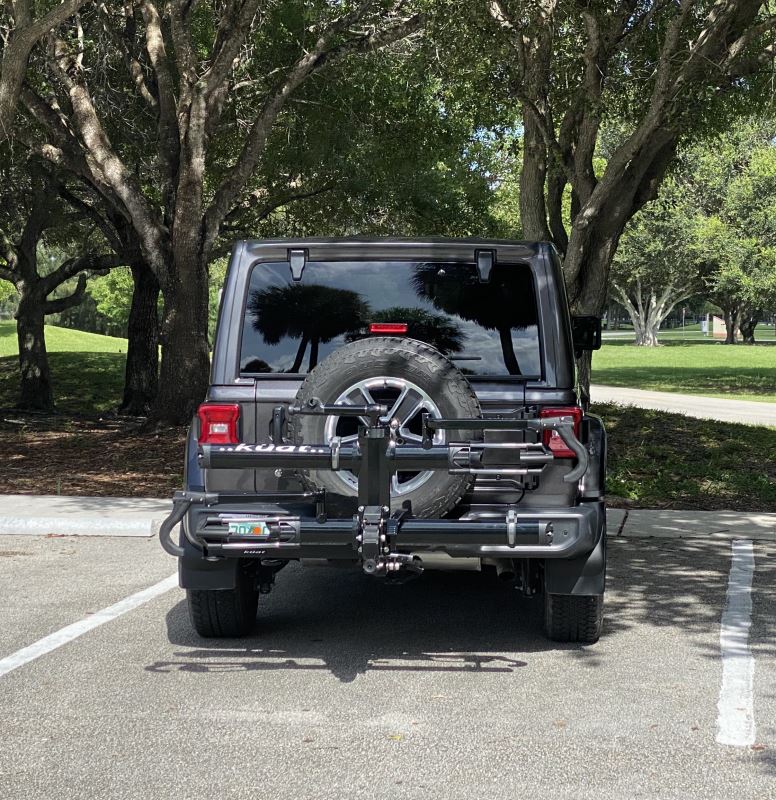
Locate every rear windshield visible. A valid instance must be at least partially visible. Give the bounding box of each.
[239,260,542,377]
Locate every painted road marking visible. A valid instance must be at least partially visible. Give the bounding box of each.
[716,539,756,747]
[0,573,178,679]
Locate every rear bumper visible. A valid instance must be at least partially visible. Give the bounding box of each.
[173,492,603,562]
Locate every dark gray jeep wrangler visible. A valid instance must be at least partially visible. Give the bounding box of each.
[159,238,606,643]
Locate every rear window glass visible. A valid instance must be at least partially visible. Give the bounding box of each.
[239,260,541,377]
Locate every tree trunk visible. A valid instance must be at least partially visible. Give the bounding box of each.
[739,314,758,344]
[15,287,53,411]
[497,326,521,375]
[723,309,737,344]
[308,337,320,371]
[290,336,309,373]
[634,325,659,346]
[120,263,160,415]
[151,262,211,425]
[576,350,592,411]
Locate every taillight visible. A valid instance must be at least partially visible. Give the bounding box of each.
[369,322,408,334]
[197,403,240,445]
[539,407,583,458]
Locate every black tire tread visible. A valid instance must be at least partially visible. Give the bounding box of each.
[544,592,603,644]
[187,580,258,638]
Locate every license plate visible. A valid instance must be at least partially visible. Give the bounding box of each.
[227,520,270,537]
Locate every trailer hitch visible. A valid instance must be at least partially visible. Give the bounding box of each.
[355,504,422,575]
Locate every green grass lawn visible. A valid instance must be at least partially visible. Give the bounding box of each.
[0,321,126,413]
[597,403,776,511]
[592,340,776,402]
[0,320,127,357]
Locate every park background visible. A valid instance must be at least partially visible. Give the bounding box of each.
[0,1,775,511]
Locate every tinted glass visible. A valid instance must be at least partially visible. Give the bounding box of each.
[240,260,541,377]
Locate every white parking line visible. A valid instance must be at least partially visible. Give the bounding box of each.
[716,539,756,747]
[0,573,178,679]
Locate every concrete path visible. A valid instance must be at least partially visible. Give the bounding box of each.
[607,508,776,541]
[591,384,776,427]
[0,494,171,537]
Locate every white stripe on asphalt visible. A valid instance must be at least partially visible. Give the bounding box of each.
[716,539,756,746]
[0,573,178,679]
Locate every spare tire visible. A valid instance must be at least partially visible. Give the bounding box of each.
[288,337,481,518]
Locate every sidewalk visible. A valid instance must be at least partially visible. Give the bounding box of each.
[0,495,774,541]
[0,495,171,537]
[591,384,776,427]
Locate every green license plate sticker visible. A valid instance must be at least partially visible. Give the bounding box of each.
[227,520,270,537]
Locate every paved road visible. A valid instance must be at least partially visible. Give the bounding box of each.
[591,384,776,427]
[1,534,774,799]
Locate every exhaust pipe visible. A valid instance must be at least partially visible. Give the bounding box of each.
[495,559,516,582]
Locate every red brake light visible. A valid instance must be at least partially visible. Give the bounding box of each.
[539,407,583,458]
[369,322,408,334]
[197,403,240,445]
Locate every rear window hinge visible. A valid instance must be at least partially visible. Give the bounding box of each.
[475,249,495,283]
[288,248,308,281]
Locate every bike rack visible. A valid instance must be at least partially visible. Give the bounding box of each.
[159,399,589,574]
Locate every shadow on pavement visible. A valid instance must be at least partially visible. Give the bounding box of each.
[148,568,575,682]
[144,538,775,683]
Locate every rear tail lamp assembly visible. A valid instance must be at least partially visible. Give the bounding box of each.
[197,403,240,445]
[539,407,583,459]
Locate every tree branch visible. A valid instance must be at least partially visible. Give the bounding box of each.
[0,263,15,283]
[50,34,167,276]
[43,272,88,314]
[42,253,124,295]
[205,0,265,96]
[203,9,424,249]
[0,0,88,140]
[139,0,180,205]
[223,181,336,226]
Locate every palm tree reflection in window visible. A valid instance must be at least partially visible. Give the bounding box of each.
[247,284,369,372]
[346,306,465,355]
[411,263,538,375]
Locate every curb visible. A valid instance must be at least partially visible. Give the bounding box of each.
[0,495,171,538]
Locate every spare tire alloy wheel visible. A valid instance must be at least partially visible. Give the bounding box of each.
[289,337,482,518]
[323,376,444,497]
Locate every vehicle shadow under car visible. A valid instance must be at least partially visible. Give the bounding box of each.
[150,566,582,682]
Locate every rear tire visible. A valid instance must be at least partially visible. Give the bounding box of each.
[187,572,258,637]
[544,592,603,643]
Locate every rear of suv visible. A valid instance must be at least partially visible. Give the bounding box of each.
[159,238,606,643]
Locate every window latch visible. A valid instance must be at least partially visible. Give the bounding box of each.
[288,249,307,281]
[476,249,494,283]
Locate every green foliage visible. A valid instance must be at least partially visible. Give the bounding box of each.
[684,123,776,317]
[85,267,134,334]
[612,119,776,332]
[0,278,16,306]
[612,176,700,293]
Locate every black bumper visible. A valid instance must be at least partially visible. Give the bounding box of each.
[165,492,605,593]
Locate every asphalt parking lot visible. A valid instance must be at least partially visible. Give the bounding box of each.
[1,534,774,799]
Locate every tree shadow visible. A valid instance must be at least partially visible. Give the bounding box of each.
[605,538,776,662]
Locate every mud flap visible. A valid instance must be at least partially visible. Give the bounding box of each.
[544,503,606,595]
[178,528,240,590]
